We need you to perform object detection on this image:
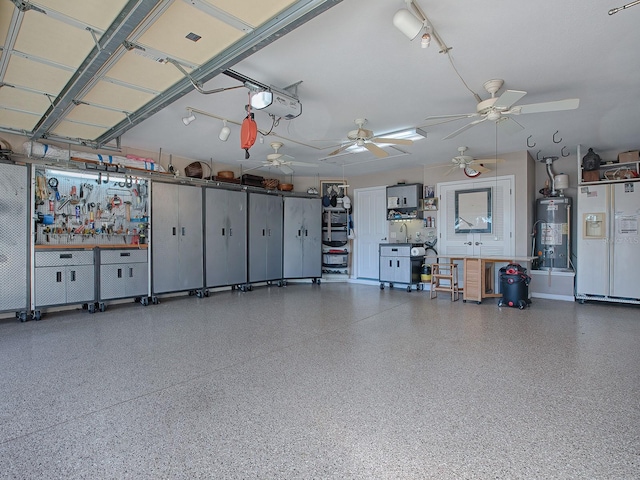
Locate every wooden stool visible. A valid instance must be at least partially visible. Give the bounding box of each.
[430,263,460,301]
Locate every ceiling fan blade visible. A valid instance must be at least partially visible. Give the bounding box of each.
[329,144,352,156]
[513,98,580,114]
[363,142,388,158]
[497,116,524,135]
[425,112,477,121]
[279,164,294,175]
[472,158,505,164]
[371,137,413,146]
[442,118,487,140]
[493,89,527,109]
[289,161,319,167]
[470,164,491,174]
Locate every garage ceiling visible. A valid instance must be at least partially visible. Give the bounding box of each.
[2,0,640,178]
[0,0,337,145]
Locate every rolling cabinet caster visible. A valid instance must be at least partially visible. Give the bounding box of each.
[248,285,253,291]
[498,300,504,307]
[477,301,482,305]
[99,302,106,312]
[316,279,321,285]
[196,290,204,298]
[406,285,411,292]
[380,283,384,290]
[389,283,394,289]
[277,280,283,287]
[204,290,210,297]
[463,300,467,303]
[188,290,196,296]
[239,285,246,292]
[152,296,159,305]
[32,310,42,321]
[140,297,149,306]
[88,303,96,314]
[17,311,29,322]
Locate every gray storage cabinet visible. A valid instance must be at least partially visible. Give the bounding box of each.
[151,182,204,296]
[283,196,322,281]
[248,193,283,285]
[204,188,247,289]
[98,248,148,309]
[379,244,422,291]
[33,249,96,315]
[0,162,29,320]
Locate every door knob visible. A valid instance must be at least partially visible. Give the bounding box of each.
[475,241,483,245]
[464,241,472,245]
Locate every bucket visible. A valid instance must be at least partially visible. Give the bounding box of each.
[420,264,431,282]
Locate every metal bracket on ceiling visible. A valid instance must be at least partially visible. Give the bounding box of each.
[167,59,246,95]
[11,1,45,14]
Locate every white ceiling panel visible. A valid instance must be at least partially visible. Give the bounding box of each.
[0,109,40,131]
[82,80,155,113]
[3,55,71,94]
[51,120,109,140]
[0,2,13,46]
[206,0,299,27]
[63,103,127,127]
[105,50,186,92]
[0,87,50,113]
[137,1,245,66]
[35,0,129,31]
[13,12,94,67]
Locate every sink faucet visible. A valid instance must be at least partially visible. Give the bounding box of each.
[399,222,409,243]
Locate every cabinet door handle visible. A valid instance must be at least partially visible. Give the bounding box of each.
[397,260,400,268]
[129,267,134,278]
[172,227,176,236]
[117,268,122,278]
[60,253,72,259]
[119,252,130,257]
[389,260,392,267]
[305,229,308,237]
[262,229,266,236]
[70,270,76,282]
[56,271,62,283]
[229,228,232,237]
[222,228,225,236]
[298,229,301,237]
[181,227,186,236]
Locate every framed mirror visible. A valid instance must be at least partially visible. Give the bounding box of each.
[455,187,492,233]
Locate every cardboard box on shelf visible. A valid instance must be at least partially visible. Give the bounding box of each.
[617,150,639,163]
[582,170,600,182]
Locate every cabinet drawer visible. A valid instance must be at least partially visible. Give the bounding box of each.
[100,249,148,264]
[35,250,94,267]
[380,245,410,257]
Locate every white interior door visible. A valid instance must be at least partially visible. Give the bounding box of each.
[438,175,514,257]
[354,186,387,280]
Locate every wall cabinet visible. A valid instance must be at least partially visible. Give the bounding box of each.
[98,249,148,308]
[33,250,96,316]
[204,188,247,289]
[151,182,203,296]
[283,196,322,281]
[387,183,423,219]
[248,193,283,285]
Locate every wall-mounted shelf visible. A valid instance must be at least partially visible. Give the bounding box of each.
[578,145,640,185]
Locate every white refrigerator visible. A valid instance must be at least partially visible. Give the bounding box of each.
[576,182,640,304]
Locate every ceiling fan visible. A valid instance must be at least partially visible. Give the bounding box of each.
[329,118,414,158]
[426,79,579,140]
[440,146,504,178]
[243,141,318,175]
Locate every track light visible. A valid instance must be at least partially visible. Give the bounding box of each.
[393,8,424,40]
[421,31,431,48]
[182,109,196,126]
[219,120,230,141]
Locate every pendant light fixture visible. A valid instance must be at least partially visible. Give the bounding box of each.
[219,119,230,141]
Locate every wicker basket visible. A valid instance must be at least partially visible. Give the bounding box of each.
[262,178,279,190]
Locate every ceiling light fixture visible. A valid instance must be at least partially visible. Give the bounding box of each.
[219,120,230,141]
[182,109,196,126]
[393,0,451,53]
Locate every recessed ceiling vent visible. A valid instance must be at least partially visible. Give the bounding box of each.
[185,32,202,42]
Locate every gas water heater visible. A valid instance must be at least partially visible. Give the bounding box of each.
[535,157,572,270]
[535,197,572,270]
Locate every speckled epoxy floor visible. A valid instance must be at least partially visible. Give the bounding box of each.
[1,283,638,479]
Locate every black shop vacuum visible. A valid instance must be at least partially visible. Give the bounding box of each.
[498,264,532,310]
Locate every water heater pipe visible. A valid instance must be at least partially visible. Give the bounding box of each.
[543,156,559,196]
